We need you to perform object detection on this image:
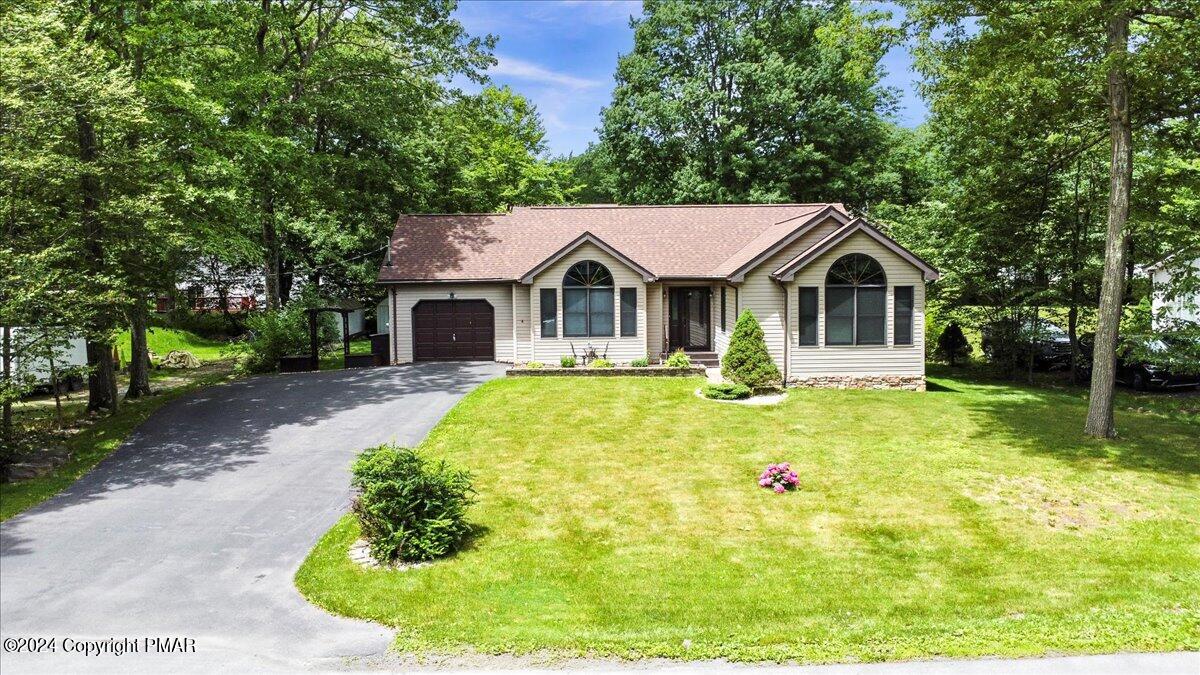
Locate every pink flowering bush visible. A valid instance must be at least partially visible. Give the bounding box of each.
[758,462,799,493]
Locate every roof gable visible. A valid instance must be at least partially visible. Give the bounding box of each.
[772,219,940,281]
[519,232,656,283]
[720,205,852,281]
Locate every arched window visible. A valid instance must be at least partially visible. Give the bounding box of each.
[825,254,886,345]
[563,261,614,337]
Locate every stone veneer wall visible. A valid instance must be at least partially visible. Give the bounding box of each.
[788,375,926,391]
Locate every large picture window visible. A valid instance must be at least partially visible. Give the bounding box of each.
[563,260,614,337]
[540,288,557,338]
[824,254,886,346]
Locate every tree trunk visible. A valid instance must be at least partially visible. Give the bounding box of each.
[47,339,64,428]
[126,301,152,398]
[1068,303,1079,385]
[262,190,280,310]
[85,340,118,414]
[1085,10,1133,439]
[2,325,12,443]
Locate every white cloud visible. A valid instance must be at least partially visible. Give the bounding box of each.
[491,55,603,90]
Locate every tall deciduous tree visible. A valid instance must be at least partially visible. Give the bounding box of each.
[599,0,901,206]
[208,0,495,308]
[903,0,1200,437]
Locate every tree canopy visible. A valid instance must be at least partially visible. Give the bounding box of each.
[598,0,910,207]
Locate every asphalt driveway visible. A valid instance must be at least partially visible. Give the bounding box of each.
[0,362,505,673]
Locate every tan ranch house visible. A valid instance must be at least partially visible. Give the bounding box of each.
[377,203,939,389]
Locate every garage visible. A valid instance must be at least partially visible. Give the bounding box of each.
[412,299,495,361]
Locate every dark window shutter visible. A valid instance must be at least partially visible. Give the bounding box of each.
[798,287,818,346]
[894,286,913,345]
[620,288,637,337]
[540,288,557,338]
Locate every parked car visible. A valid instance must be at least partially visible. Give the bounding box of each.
[1116,335,1200,391]
[981,318,1073,370]
[1076,333,1200,391]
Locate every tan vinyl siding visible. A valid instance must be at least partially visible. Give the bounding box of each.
[529,242,649,364]
[389,283,514,364]
[513,284,532,362]
[713,284,736,357]
[646,283,664,361]
[738,217,843,369]
[787,231,925,377]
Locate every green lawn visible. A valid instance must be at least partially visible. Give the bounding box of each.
[117,327,228,363]
[318,337,373,370]
[296,369,1199,663]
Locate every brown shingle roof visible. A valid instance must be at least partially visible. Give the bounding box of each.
[378,203,847,282]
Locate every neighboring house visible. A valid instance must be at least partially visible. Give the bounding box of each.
[156,283,261,314]
[6,327,88,392]
[377,204,939,389]
[1145,255,1200,330]
[375,298,390,335]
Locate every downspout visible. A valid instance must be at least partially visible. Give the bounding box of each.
[390,287,398,364]
[775,278,790,385]
[512,283,519,363]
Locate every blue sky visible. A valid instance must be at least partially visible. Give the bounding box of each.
[452,1,927,157]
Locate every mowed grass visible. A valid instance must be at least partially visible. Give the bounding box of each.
[117,327,228,362]
[295,371,1200,663]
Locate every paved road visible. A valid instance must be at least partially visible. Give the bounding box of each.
[0,362,506,673]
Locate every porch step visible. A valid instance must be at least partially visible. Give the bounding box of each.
[686,351,721,367]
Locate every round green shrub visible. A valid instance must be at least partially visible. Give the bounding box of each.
[525,361,544,369]
[351,444,475,563]
[702,382,752,400]
[665,349,691,368]
[630,357,650,368]
[232,302,339,374]
[721,310,781,389]
[589,358,614,368]
[560,355,576,368]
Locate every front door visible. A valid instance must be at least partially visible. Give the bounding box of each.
[668,287,711,351]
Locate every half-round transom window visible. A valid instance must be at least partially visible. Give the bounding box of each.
[826,253,886,287]
[564,260,613,288]
[562,261,614,337]
[824,254,886,346]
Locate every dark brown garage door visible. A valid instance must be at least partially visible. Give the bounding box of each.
[412,300,495,361]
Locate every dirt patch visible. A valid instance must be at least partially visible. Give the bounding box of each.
[968,475,1151,531]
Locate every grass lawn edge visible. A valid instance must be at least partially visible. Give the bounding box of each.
[295,514,1198,664]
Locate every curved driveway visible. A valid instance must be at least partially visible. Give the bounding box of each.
[0,362,505,673]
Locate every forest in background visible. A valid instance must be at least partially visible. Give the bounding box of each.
[3,0,1198,442]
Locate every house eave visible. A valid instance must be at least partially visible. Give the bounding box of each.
[376,277,514,285]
